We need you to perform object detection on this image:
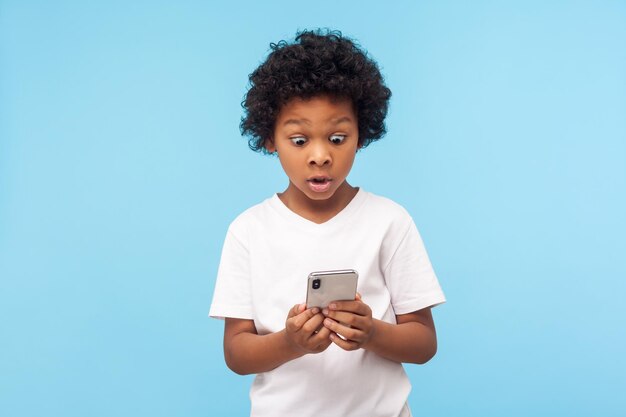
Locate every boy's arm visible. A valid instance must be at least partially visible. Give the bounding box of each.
[366,308,437,364]
[223,304,332,375]
[322,296,438,364]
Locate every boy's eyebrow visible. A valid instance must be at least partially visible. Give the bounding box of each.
[282,118,311,127]
[330,116,353,125]
[282,116,353,127]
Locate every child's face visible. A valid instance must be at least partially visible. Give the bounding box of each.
[266,95,359,203]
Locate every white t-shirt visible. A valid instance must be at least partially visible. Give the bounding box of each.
[210,189,445,417]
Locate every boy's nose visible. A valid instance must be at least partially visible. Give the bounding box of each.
[308,143,331,166]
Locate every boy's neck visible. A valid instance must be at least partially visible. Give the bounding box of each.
[277,181,359,224]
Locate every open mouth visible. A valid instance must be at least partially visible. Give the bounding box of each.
[307,177,332,192]
[309,177,331,184]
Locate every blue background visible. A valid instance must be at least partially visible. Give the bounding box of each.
[1,1,625,416]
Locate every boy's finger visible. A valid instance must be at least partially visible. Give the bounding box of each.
[327,300,368,315]
[301,313,325,334]
[287,303,307,318]
[311,336,332,352]
[287,304,300,318]
[310,323,332,340]
[311,337,332,353]
[323,310,360,327]
[323,318,360,341]
[291,307,320,330]
[310,325,331,344]
[329,332,359,351]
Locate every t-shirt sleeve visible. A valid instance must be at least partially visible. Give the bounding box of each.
[209,221,254,320]
[383,218,446,315]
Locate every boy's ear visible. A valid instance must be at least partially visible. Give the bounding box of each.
[264,138,276,153]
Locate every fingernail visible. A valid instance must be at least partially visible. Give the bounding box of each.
[329,303,337,310]
[312,308,319,314]
[322,308,329,315]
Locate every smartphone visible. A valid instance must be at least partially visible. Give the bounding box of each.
[305,269,358,309]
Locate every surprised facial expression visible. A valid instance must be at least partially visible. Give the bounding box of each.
[266,95,359,203]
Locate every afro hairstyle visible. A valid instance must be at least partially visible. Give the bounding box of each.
[240,29,392,153]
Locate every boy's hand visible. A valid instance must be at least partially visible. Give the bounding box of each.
[322,293,375,351]
[284,303,332,354]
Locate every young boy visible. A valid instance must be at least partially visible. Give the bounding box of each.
[210,30,445,417]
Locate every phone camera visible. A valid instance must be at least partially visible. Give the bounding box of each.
[312,279,321,290]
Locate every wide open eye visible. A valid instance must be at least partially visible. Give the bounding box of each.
[329,134,347,145]
[290,137,307,146]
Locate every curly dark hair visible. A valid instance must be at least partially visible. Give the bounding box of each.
[240,29,392,153]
